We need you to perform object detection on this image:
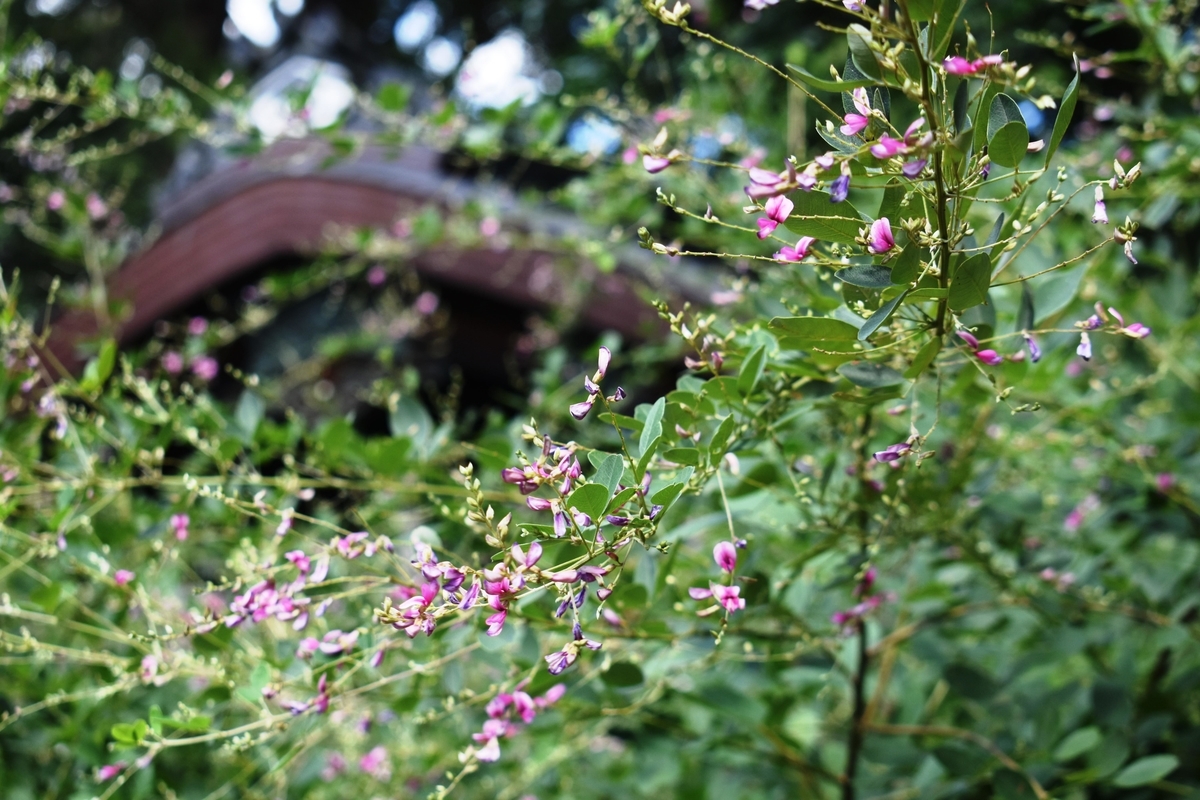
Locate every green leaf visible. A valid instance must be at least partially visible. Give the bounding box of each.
[930,0,968,61]
[837,362,906,388]
[1053,727,1102,762]
[907,0,936,20]
[890,243,925,285]
[1017,282,1035,332]
[904,336,942,378]
[782,192,866,244]
[1045,56,1080,167]
[111,723,136,744]
[987,93,1029,168]
[737,345,767,396]
[235,391,265,439]
[606,486,638,515]
[858,289,909,341]
[786,63,875,92]
[567,484,610,521]
[602,662,644,687]
[953,80,969,135]
[877,180,905,222]
[663,447,700,466]
[1112,755,1180,787]
[973,82,1002,153]
[132,719,148,743]
[597,412,643,433]
[181,715,211,732]
[709,415,737,459]
[985,213,1005,248]
[149,705,165,736]
[594,453,625,498]
[376,82,411,112]
[638,397,665,457]
[817,122,862,154]
[769,316,861,347]
[846,25,881,80]
[948,253,991,311]
[236,662,271,703]
[836,265,894,290]
[80,338,117,392]
[650,468,693,509]
[635,435,660,481]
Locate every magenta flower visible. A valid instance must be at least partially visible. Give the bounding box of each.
[96,763,126,781]
[756,194,794,239]
[775,236,815,262]
[745,164,795,200]
[867,217,895,254]
[830,173,851,203]
[901,158,927,178]
[957,329,1003,365]
[170,513,190,541]
[1156,473,1176,492]
[188,316,209,336]
[873,442,911,463]
[689,582,746,614]
[869,135,906,159]
[713,541,738,573]
[1092,185,1108,224]
[643,155,672,173]
[297,637,319,659]
[47,190,65,211]
[840,88,872,136]
[943,56,976,75]
[114,569,135,586]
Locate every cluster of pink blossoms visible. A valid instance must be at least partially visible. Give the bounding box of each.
[832,567,894,634]
[690,540,747,616]
[471,682,566,761]
[942,54,1004,76]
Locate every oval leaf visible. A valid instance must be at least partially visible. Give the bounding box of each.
[1045,55,1080,167]
[567,484,610,521]
[836,265,894,290]
[948,252,991,311]
[782,191,866,244]
[737,345,767,396]
[1112,755,1180,787]
[1053,727,1102,762]
[987,94,1028,168]
[786,63,874,92]
[837,362,906,388]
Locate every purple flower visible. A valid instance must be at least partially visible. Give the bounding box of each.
[711,584,746,613]
[867,217,895,254]
[545,648,575,675]
[1092,185,1108,224]
[756,195,794,239]
[829,174,851,203]
[901,158,927,178]
[873,442,911,463]
[1077,332,1093,361]
[842,0,863,9]
[569,397,595,420]
[359,746,391,781]
[1121,322,1151,338]
[1022,333,1042,363]
[775,236,815,262]
[713,541,738,573]
[605,514,631,527]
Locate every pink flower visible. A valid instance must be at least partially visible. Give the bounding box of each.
[713,541,738,573]
[689,582,746,614]
[187,317,209,336]
[873,442,911,463]
[975,349,1004,366]
[756,194,794,239]
[840,88,872,136]
[140,654,158,681]
[162,351,184,374]
[114,569,135,586]
[869,135,906,159]
[1092,185,1107,224]
[96,763,126,781]
[297,637,320,659]
[775,236,815,262]
[414,290,439,315]
[359,746,391,781]
[191,356,219,381]
[1157,473,1176,491]
[745,0,780,8]
[86,193,108,220]
[867,217,895,254]
[170,513,189,541]
[643,155,672,173]
[943,56,976,75]
[47,190,65,211]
